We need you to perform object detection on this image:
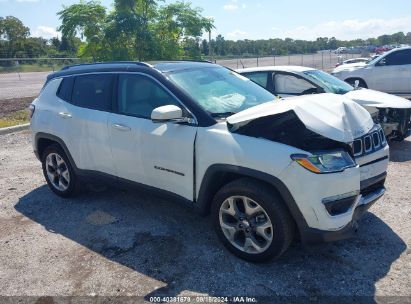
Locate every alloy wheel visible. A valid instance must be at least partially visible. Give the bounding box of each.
[219,196,273,254]
[45,152,70,192]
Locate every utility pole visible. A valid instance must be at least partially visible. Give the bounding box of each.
[209,30,214,63]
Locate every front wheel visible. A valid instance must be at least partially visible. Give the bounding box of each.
[211,178,295,262]
[41,144,79,198]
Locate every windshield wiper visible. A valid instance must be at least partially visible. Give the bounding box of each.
[210,111,236,118]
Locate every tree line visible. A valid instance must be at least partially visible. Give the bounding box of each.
[205,32,411,57]
[0,16,81,59]
[1,0,411,61]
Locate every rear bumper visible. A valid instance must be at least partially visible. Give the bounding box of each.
[300,185,385,244]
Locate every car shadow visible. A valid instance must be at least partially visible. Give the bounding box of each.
[389,136,411,162]
[15,184,406,299]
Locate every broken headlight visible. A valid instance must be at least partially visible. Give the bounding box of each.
[291,151,356,174]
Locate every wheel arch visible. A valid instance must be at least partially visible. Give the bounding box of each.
[35,133,78,171]
[196,164,309,234]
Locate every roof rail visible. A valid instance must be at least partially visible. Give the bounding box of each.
[60,61,152,71]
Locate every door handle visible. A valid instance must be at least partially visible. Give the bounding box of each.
[112,123,131,132]
[58,112,72,119]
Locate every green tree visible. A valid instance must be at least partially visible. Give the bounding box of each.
[0,16,30,57]
[57,0,213,61]
[155,1,213,59]
[58,0,107,59]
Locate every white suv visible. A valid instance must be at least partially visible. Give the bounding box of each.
[332,47,411,98]
[30,62,389,262]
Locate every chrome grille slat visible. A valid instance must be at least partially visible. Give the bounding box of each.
[353,125,387,158]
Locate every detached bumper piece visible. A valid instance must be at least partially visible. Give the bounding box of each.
[301,173,386,244]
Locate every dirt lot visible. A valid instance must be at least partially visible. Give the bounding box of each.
[0,97,34,116]
[0,72,48,100]
[0,130,410,302]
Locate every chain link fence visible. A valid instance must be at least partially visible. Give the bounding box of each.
[214,52,365,71]
[0,57,85,73]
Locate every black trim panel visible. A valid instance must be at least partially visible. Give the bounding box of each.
[78,169,194,210]
[360,172,387,191]
[360,156,389,167]
[35,133,79,171]
[196,164,310,237]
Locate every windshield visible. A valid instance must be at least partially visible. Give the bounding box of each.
[167,67,275,117]
[303,70,353,95]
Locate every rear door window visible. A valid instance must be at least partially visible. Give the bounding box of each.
[243,72,269,89]
[72,74,114,111]
[273,73,316,95]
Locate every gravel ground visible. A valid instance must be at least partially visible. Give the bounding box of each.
[0,130,410,301]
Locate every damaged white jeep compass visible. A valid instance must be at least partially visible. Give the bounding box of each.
[30,62,389,262]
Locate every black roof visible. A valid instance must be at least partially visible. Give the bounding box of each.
[46,60,216,82]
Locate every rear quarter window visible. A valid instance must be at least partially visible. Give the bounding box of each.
[72,74,114,112]
[56,77,74,102]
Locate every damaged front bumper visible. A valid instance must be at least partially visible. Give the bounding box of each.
[300,174,386,244]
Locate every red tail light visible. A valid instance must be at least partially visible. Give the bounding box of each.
[29,104,35,119]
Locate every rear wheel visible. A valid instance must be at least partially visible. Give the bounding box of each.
[41,144,79,197]
[211,178,294,262]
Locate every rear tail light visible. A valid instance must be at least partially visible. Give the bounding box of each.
[29,104,35,119]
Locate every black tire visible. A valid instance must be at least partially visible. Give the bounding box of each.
[345,78,368,89]
[393,120,409,142]
[41,144,79,198]
[211,178,295,262]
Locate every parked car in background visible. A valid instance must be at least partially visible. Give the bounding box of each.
[335,47,348,54]
[31,61,389,262]
[336,58,370,67]
[375,45,395,54]
[369,54,381,61]
[237,66,411,140]
[332,47,411,99]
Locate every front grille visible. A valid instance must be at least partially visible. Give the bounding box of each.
[353,126,387,157]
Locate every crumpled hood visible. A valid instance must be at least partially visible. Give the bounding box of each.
[333,62,366,73]
[344,88,411,109]
[227,93,374,143]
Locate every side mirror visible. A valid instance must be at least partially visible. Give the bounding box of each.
[151,105,189,123]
